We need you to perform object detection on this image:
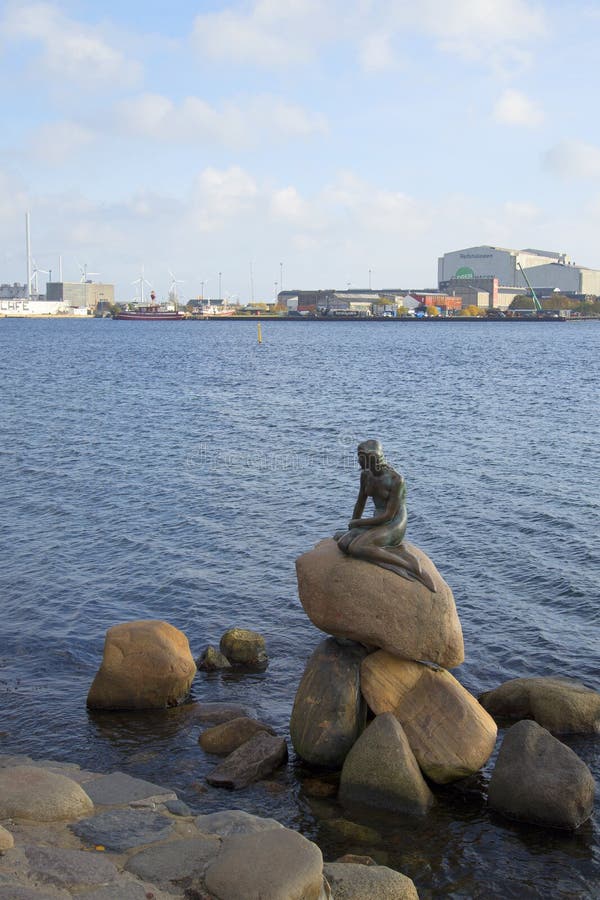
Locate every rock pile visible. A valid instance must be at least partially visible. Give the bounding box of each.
[291,538,596,830]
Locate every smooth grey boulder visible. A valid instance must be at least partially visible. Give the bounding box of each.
[206,732,288,789]
[204,827,324,900]
[199,716,276,755]
[196,809,284,836]
[220,627,268,668]
[323,862,419,899]
[479,676,600,734]
[0,766,93,822]
[290,638,368,768]
[82,771,176,806]
[339,713,434,814]
[488,719,595,829]
[70,808,174,851]
[125,835,221,886]
[296,539,464,667]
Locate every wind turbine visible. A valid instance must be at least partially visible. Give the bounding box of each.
[131,267,153,305]
[168,269,185,308]
[30,259,49,296]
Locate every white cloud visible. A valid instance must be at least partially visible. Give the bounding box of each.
[359,32,398,72]
[192,0,334,67]
[30,120,94,164]
[1,1,140,87]
[503,200,540,220]
[115,93,326,147]
[190,166,260,231]
[493,89,544,126]
[270,186,309,222]
[543,140,600,180]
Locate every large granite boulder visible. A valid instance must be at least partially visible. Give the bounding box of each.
[339,713,434,814]
[362,652,497,783]
[0,766,94,822]
[203,827,325,900]
[488,719,595,830]
[323,862,419,899]
[296,539,463,668]
[479,676,600,734]
[87,619,196,710]
[290,638,368,768]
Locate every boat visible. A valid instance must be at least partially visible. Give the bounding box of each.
[115,290,185,321]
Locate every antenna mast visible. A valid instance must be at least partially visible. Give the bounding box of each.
[25,212,31,300]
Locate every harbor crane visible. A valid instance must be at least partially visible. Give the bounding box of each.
[517,263,543,314]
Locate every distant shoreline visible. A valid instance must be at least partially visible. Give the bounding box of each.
[2,314,593,323]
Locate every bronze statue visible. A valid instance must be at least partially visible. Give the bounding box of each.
[335,440,436,592]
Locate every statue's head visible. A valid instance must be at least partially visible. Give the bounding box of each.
[357,439,385,472]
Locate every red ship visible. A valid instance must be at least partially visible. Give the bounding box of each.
[116,290,185,321]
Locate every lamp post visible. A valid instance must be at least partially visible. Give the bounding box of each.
[368,268,372,290]
[280,261,283,293]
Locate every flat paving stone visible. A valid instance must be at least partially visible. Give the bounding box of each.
[24,845,119,888]
[70,808,174,852]
[0,888,66,899]
[82,772,177,806]
[125,835,221,886]
[195,810,284,836]
[83,879,173,900]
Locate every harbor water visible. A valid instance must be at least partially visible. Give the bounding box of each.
[0,317,598,898]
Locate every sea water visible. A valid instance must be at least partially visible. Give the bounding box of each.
[0,318,598,898]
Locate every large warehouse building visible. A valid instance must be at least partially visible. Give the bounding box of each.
[438,245,600,298]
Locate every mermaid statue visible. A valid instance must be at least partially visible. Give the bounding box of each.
[335,440,436,592]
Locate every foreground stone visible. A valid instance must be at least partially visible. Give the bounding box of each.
[488,720,595,829]
[220,627,268,667]
[479,676,600,734]
[87,619,196,709]
[339,713,434,814]
[199,716,275,755]
[0,766,93,822]
[362,653,497,783]
[83,771,176,806]
[197,644,233,670]
[324,862,419,899]
[196,809,284,836]
[71,808,174,852]
[0,825,14,850]
[204,828,324,900]
[290,638,368,768]
[296,539,464,667]
[206,732,288,789]
[23,844,120,888]
[125,835,221,887]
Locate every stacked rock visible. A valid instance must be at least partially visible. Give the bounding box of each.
[291,538,498,814]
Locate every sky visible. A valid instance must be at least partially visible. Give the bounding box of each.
[1,0,599,302]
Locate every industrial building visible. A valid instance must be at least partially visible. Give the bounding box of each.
[46,281,114,312]
[439,245,600,306]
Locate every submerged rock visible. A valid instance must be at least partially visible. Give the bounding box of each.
[290,638,368,768]
[339,713,434,815]
[206,731,288,789]
[197,644,232,671]
[87,619,196,710]
[199,716,276,755]
[296,539,464,668]
[488,719,595,830]
[220,627,268,668]
[479,676,600,734]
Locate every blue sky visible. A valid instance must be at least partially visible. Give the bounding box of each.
[1,0,599,302]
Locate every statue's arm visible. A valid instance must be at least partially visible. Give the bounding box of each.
[350,473,403,528]
[348,473,367,525]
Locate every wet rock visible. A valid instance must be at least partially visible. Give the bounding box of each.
[0,826,14,851]
[302,775,339,798]
[334,854,377,865]
[362,653,497,783]
[204,828,324,900]
[70,808,174,852]
[206,732,288,789]
[164,798,192,816]
[340,713,434,814]
[290,638,368,768]
[0,766,94,822]
[195,810,284,836]
[219,627,268,668]
[194,701,257,724]
[125,835,221,887]
[321,818,380,844]
[479,676,600,734]
[82,881,163,900]
[323,862,419,899]
[488,719,595,830]
[296,539,464,668]
[83,771,176,806]
[87,619,197,710]
[24,844,119,888]
[199,716,275,755]
[197,645,232,671]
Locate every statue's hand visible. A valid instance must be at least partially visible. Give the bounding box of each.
[348,519,361,529]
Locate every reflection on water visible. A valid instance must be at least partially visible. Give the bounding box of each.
[0,318,598,897]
